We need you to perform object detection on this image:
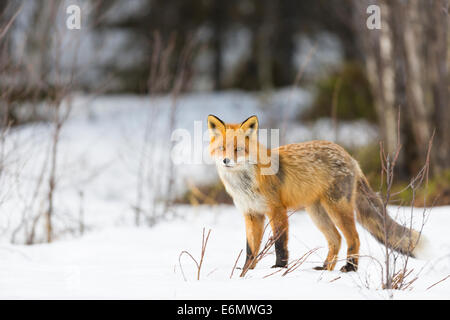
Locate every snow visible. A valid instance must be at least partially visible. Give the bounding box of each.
[0,91,447,299]
[1,205,449,299]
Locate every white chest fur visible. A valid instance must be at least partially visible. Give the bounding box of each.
[217,165,268,215]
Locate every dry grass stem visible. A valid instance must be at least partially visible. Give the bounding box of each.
[178,228,212,281]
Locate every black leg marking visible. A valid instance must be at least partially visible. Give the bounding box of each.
[246,240,252,261]
[272,232,288,268]
[241,240,254,270]
[340,257,358,272]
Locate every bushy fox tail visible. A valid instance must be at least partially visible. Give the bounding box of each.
[354,174,426,258]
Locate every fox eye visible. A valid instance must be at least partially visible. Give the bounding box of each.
[236,147,244,152]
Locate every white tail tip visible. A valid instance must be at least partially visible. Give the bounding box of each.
[413,234,433,260]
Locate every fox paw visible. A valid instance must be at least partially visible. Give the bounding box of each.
[340,263,357,272]
[313,265,328,271]
[271,264,287,268]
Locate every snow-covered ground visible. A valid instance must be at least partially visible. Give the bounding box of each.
[1,204,449,299]
[1,90,448,299]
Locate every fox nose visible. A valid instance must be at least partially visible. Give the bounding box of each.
[223,158,231,165]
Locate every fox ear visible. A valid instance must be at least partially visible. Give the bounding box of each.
[240,115,258,137]
[207,114,225,137]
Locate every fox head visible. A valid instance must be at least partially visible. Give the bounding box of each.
[207,115,260,170]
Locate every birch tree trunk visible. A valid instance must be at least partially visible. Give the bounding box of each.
[402,0,432,159]
[26,1,60,88]
[352,0,449,176]
[353,0,398,155]
[428,0,449,171]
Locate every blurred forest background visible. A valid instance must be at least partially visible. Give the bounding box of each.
[0,0,449,242]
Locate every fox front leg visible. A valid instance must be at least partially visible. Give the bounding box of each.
[267,207,289,268]
[242,214,265,270]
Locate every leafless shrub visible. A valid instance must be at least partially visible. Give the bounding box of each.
[360,112,434,293]
[178,228,212,281]
[133,32,195,227]
[133,33,174,226]
[1,2,104,244]
[10,139,51,244]
[45,93,73,243]
[161,34,196,218]
[0,2,54,243]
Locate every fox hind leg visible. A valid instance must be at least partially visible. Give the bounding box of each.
[306,202,341,271]
[321,199,360,272]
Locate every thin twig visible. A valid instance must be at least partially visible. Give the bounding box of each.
[426,274,450,291]
[230,249,243,279]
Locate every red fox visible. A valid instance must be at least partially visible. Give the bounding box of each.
[207,114,425,272]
